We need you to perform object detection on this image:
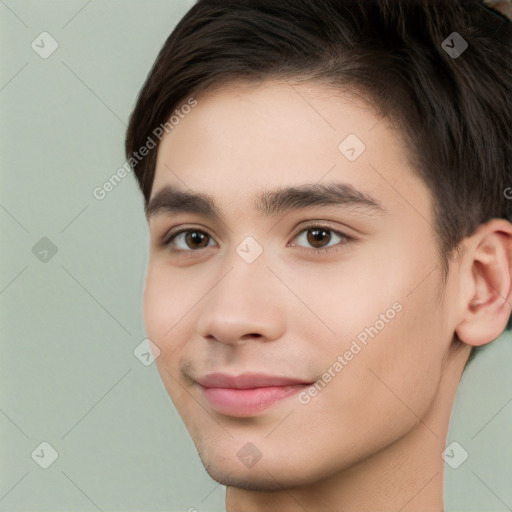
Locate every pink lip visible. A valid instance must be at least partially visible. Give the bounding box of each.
[196,372,313,417]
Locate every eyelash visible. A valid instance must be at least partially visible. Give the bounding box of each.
[160,223,354,256]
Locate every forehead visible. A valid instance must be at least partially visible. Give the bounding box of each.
[151,81,431,222]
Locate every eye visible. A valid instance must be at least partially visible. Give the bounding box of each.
[289,225,353,253]
[161,228,216,253]
[160,224,354,255]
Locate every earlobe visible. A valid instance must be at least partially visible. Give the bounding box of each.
[455,219,512,347]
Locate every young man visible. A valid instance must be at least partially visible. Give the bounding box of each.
[125,1,512,510]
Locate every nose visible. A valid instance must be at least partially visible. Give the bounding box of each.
[195,251,286,346]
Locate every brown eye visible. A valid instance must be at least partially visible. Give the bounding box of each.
[306,228,332,248]
[292,225,348,251]
[184,231,210,249]
[162,224,353,255]
[164,229,214,252]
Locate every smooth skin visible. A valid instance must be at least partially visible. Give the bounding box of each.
[143,80,512,512]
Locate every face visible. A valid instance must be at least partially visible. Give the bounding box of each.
[143,81,459,489]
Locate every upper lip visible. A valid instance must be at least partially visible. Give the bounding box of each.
[196,372,313,389]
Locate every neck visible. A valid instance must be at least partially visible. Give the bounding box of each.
[226,343,471,512]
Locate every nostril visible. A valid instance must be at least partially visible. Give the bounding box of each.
[241,333,263,340]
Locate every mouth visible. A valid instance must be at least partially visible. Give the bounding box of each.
[196,372,314,417]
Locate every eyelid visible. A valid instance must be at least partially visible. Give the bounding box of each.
[291,220,354,238]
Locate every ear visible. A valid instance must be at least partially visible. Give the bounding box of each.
[455,218,512,347]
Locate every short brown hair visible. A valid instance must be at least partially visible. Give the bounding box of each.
[125,0,512,329]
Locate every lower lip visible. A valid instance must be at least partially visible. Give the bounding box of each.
[200,384,309,417]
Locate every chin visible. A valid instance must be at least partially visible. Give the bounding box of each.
[207,469,287,491]
[194,441,336,492]
[200,456,301,491]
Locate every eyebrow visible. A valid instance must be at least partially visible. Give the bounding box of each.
[145,182,386,221]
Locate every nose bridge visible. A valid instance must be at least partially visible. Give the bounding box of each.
[196,240,285,344]
[215,232,271,298]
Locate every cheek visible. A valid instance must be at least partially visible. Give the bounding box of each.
[317,248,446,414]
[142,273,168,343]
[358,275,446,420]
[307,299,445,466]
[143,272,192,407]
[142,266,192,359]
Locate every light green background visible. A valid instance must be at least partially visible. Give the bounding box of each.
[1,1,510,511]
